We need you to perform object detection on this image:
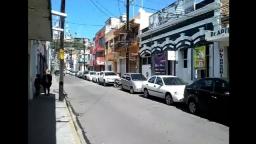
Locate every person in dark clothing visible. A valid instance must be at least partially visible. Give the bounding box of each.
[42,70,52,95]
[34,74,41,97]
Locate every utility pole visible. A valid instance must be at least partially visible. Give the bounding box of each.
[59,0,66,101]
[126,0,130,73]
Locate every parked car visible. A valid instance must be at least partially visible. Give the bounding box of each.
[69,70,76,76]
[142,75,187,105]
[92,72,100,83]
[85,71,96,81]
[82,71,89,79]
[121,73,147,94]
[184,78,230,115]
[98,71,120,86]
[76,71,84,78]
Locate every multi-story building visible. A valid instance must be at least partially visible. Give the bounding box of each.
[104,9,152,76]
[92,28,106,71]
[139,0,226,83]
[104,16,125,73]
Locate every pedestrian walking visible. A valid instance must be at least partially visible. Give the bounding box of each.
[34,74,41,98]
[42,69,52,95]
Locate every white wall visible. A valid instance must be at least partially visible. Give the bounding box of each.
[142,64,151,79]
[176,49,193,84]
[220,41,229,79]
[213,42,220,77]
[28,40,38,100]
[135,8,153,32]
[209,44,214,77]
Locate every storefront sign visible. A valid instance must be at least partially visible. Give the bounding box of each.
[211,27,229,36]
[205,27,229,41]
[219,48,224,77]
[167,51,176,60]
[154,53,166,75]
[193,46,206,69]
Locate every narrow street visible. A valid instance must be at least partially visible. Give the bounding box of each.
[64,75,229,144]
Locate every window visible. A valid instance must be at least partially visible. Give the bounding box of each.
[131,74,147,81]
[108,65,112,71]
[183,49,188,68]
[148,57,151,64]
[200,79,213,91]
[163,77,187,85]
[105,72,116,76]
[156,77,163,85]
[142,57,151,65]
[142,58,147,65]
[148,76,156,83]
[214,79,229,93]
[90,72,96,75]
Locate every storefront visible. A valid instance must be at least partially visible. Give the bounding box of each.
[139,0,218,83]
[206,26,229,80]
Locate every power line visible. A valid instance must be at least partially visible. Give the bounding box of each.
[118,0,158,11]
[94,0,115,16]
[67,21,104,27]
[86,0,111,17]
[52,18,104,27]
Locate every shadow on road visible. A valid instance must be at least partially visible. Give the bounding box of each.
[28,93,56,144]
[138,94,230,127]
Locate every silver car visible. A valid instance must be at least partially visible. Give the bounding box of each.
[121,73,147,94]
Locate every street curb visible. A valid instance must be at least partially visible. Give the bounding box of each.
[53,75,87,144]
[65,98,91,144]
[64,99,87,144]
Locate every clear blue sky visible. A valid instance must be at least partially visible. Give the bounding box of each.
[51,0,175,41]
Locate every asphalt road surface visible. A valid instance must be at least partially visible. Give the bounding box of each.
[64,75,229,144]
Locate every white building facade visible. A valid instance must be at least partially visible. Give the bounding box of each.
[139,0,226,83]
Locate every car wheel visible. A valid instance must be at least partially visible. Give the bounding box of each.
[103,80,106,86]
[143,89,149,98]
[130,87,134,94]
[188,100,198,114]
[165,93,174,105]
[114,82,118,88]
[121,84,125,90]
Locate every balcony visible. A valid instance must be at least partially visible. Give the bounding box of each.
[95,57,105,65]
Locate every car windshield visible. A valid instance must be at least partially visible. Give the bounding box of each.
[131,74,147,81]
[90,72,96,75]
[163,77,187,85]
[105,72,116,76]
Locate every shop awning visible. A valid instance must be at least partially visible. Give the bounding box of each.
[28,0,52,41]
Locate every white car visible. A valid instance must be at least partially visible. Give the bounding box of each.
[92,72,100,83]
[98,71,120,86]
[85,71,96,81]
[121,73,147,94]
[142,75,187,105]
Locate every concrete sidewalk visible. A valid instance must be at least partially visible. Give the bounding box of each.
[28,75,86,144]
